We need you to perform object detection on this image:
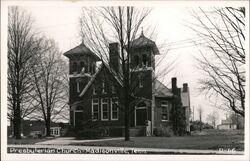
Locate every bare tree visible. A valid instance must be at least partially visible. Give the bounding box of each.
[30,39,68,136]
[197,106,203,131]
[189,7,245,117]
[206,110,219,128]
[8,7,41,139]
[78,7,175,141]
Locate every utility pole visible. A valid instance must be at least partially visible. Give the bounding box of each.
[192,106,195,121]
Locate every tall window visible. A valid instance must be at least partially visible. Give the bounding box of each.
[92,99,99,120]
[101,98,109,120]
[142,54,148,67]
[76,80,80,93]
[102,81,107,94]
[93,86,97,95]
[161,101,169,121]
[85,64,88,73]
[111,98,119,120]
[89,62,93,74]
[134,55,139,67]
[80,61,85,73]
[139,74,143,88]
[72,62,77,73]
[111,85,116,94]
[93,63,96,73]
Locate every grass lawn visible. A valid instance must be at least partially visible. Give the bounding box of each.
[8,137,54,145]
[70,133,244,151]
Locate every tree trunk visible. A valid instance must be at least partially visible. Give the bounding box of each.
[45,120,51,137]
[124,93,130,141]
[124,111,130,141]
[14,102,22,139]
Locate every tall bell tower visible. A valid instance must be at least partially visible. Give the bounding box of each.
[130,31,159,99]
[64,41,99,125]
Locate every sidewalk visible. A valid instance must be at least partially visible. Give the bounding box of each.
[35,137,124,145]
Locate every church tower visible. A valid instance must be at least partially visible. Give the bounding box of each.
[130,32,159,129]
[64,41,100,105]
[130,31,159,99]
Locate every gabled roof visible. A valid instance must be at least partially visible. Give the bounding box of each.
[154,79,173,97]
[79,62,123,97]
[130,33,160,55]
[63,42,100,60]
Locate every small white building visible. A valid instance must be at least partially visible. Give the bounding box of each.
[217,119,237,130]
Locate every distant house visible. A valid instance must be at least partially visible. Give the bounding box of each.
[217,119,237,130]
[64,33,191,136]
[8,120,68,137]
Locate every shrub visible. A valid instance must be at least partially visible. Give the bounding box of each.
[153,127,173,137]
[75,128,106,139]
[63,125,77,137]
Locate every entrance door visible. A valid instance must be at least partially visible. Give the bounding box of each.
[74,111,84,128]
[136,108,147,126]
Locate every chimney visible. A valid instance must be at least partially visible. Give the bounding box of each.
[183,83,188,92]
[171,77,177,92]
[109,43,120,73]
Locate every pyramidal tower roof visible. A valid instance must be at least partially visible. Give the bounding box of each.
[63,41,100,60]
[130,31,159,55]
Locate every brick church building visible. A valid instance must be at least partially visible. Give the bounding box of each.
[64,33,191,136]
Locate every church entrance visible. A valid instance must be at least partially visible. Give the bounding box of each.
[74,106,84,128]
[135,102,148,126]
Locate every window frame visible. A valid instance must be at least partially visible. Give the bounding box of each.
[92,99,99,121]
[93,86,97,95]
[76,80,80,93]
[102,81,107,94]
[134,55,140,68]
[101,98,109,121]
[142,54,148,67]
[139,74,143,88]
[161,101,169,121]
[111,85,116,94]
[111,98,119,120]
[72,62,78,74]
[80,61,85,73]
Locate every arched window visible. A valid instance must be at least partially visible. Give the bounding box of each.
[93,63,96,73]
[138,74,143,88]
[142,54,148,67]
[134,55,139,67]
[85,63,88,73]
[89,62,93,74]
[72,62,77,73]
[80,61,85,73]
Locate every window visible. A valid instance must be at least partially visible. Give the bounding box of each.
[89,63,92,74]
[139,74,143,88]
[161,101,169,121]
[72,62,77,73]
[111,98,119,120]
[111,85,116,94]
[142,54,148,67]
[134,55,139,67]
[50,128,59,136]
[92,99,99,120]
[80,61,85,73]
[93,86,97,95]
[85,64,88,73]
[101,98,109,120]
[92,63,95,74]
[102,81,107,94]
[76,81,80,93]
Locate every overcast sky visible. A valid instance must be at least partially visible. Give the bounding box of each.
[11,2,246,123]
